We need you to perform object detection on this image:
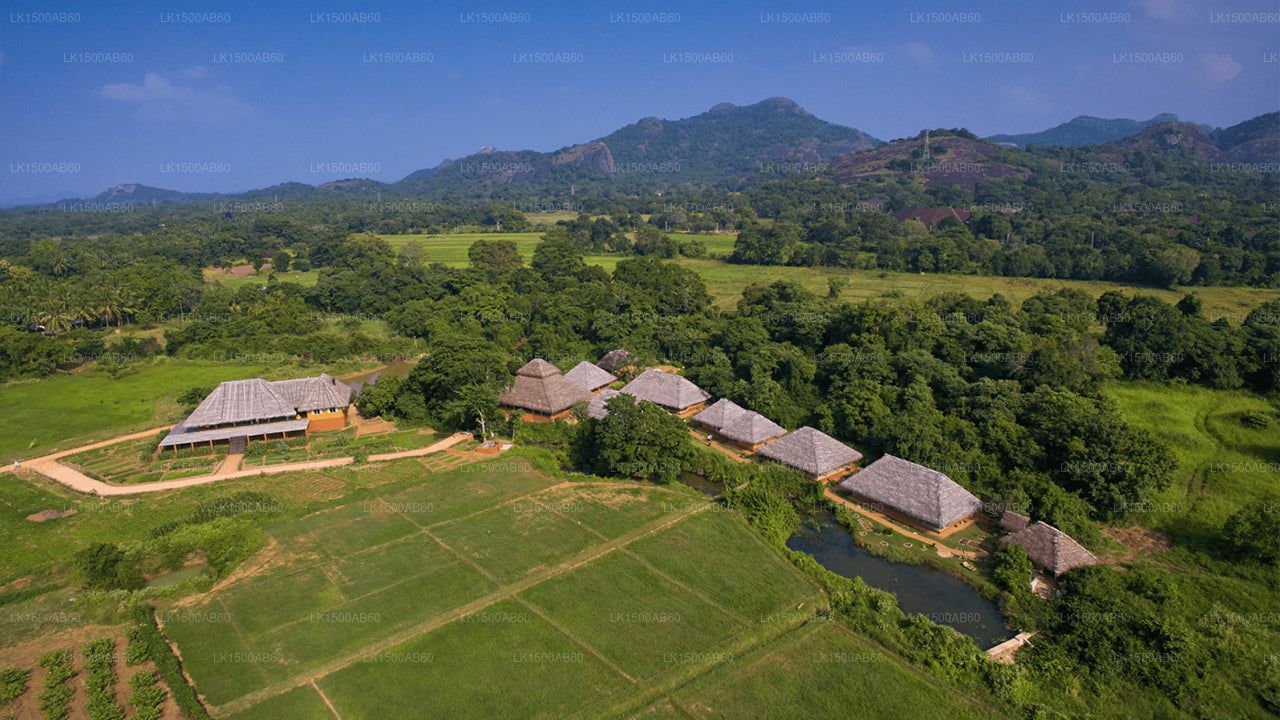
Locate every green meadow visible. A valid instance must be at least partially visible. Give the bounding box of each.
[1102,381,1280,546]
[149,456,840,719]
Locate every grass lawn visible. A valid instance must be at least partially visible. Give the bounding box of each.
[223,685,333,720]
[1102,381,1280,546]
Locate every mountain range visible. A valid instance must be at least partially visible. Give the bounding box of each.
[6,101,1277,208]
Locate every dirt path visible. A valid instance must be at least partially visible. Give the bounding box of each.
[16,432,473,497]
[687,428,751,464]
[823,487,978,560]
[211,502,711,717]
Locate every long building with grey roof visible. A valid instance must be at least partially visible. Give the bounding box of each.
[757,426,863,482]
[618,369,710,417]
[160,374,353,450]
[837,454,982,536]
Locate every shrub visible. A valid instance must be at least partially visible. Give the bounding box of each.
[0,668,29,707]
[129,606,212,720]
[37,649,74,720]
[1241,410,1273,429]
[127,671,164,720]
[82,638,124,720]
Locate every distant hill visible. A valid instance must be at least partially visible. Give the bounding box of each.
[88,184,221,205]
[829,132,1028,190]
[987,114,1186,148]
[1090,114,1279,165]
[393,97,881,197]
[1210,111,1279,164]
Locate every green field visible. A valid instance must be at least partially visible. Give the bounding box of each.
[634,620,1002,720]
[0,360,306,462]
[1103,381,1280,546]
[150,457,851,719]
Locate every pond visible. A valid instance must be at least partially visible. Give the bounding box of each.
[787,513,1009,647]
[344,360,416,387]
[145,562,209,589]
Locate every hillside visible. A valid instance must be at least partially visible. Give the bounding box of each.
[987,113,1183,148]
[394,97,881,197]
[828,133,1028,190]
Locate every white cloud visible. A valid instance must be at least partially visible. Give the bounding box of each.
[904,42,933,65]
[98,71,251,123]
[1194,52,1243,87]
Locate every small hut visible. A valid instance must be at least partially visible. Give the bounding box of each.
[1001,521,1100,577]
[757,426,863,483]
[563,361,617,393]
[837,454,982,536]
[596,349,633,374]
[498,359,591,421]
[716,411,787,451]
[619,369,710,417]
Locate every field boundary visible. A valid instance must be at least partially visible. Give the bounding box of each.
[211,502,713,716]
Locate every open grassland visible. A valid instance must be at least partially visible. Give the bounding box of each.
[0,359,378,463]
[193,231,1278,320]
[148,457,847,719]
[1102,382,1280,546]
[679,258,1280,318]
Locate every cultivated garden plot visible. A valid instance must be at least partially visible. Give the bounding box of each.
[155,468,827,719]
[317,598,630,720]
[649,620,1003,720]
[518,550,743,680]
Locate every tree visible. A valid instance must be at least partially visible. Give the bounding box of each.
[271,250,292,273]
[75,542,142,590]
[468,239,523,272]
[356,375,401,418]
[583,396,690,483]
[1149,245,1200,288]
[396,336,511,431]
[1221,494,1280,564]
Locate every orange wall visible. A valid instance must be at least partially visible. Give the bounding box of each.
[307,407,348,432]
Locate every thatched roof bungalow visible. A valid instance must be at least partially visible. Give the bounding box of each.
[1000,510,1031,533]
[160,374,353,450]
[837,454,982,536]
[563,361,617,393]
[717,411,787,451]
[691,398,749,432]
[498,359,591,421]
[619,369,710,417]
[586,389,623,420]
[757,426,863,483]
[1001,521,1100,577]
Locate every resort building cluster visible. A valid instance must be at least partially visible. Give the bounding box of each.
[161,352,1099,581]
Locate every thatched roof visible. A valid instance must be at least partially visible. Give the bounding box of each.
[563,361,617,392]
[838,454,980,530]
[619,369,710,411]
[185,374,352,429]
[1000,510,1031,532]
[691,398,750,429]
[1002,521,1100,576]
[597,349,632,373]
[516,358,561,378]
[159,418,310,447]
[587,388,637,420]
[272,373,352,413]
[758,426,863,477]
[499,360,590,416]
[718,411,786,446]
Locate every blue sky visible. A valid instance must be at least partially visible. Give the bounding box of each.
[2,0,1277,202]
